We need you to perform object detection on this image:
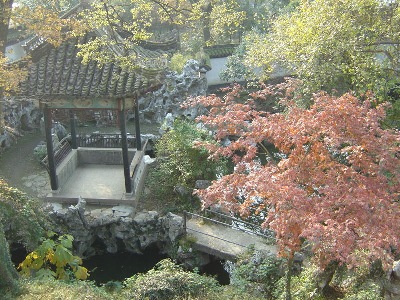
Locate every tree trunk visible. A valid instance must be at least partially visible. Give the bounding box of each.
[0,0,12,53]
[316,261,338,294]
[285,256,294,300]
[202,2,212,44]
[0,0,13,133]
[0,0,14,134]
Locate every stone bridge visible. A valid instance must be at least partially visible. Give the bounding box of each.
[184,211,277,261]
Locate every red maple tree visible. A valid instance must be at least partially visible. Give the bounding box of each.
[186,80,400,269]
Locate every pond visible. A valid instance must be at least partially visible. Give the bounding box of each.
[83,247,167,285]
[12,243,230,286]
[83,248,230,286]
[200,259,230,285]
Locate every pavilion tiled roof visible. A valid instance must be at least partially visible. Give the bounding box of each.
[16,1,180,100]
[20,36,167,100]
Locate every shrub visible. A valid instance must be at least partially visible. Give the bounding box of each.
[122,258,220,299]
[273,261,386,300]
[170,52,193,73]
[18,233,89,281]
[33,142,47,162]
[274,264,323,300]
[5,278,113,300]
[156,118,225,185]
[343,281,383,300]
[178,234,197,252]
[219,41,255,82]
[331,261,385,300]
[144,118,228,212]
[0,179,48,248]
[230,247,285,299]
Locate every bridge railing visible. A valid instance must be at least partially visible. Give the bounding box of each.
[183,209,276,242]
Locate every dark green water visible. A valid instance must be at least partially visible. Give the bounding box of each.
[13,244,230,286]
[200,259,230,285]
[84,250,230,285]
[83,248,167,285]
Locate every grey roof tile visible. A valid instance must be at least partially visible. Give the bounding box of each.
[21,38,165,99]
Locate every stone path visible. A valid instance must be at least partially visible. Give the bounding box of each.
[21,172,51,198]
[0,130,52,199]
[0,130,49,198]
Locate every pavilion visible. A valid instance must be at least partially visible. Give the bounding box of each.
[19,24,175,205]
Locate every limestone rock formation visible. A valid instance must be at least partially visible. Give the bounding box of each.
[137,60,208,125]
[0,98,41,151]
[1,59,207,152]
[45,199,184,258]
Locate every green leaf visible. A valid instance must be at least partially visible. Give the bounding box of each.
[41,239,56,251]
[74,266,90,280]
[30,257,44,270]
[59,234,73,249]
[35,268,56,280]
[46,231,57,238]
[54,244,73,268]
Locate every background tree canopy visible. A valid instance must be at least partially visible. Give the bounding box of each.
[245,0,400,98]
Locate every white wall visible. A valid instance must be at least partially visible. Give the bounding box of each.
[206,57,290,87]
[6,39,28,62]
[206,57,231,86]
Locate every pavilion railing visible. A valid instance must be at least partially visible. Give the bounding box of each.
[76,133,137,148]
[41,135,72,171]
[41,133,139,173]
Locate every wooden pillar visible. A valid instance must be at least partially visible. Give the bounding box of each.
[43,105,58,191]
[69,110,77,149]
[134,100,142,151]
[119,98,132,194]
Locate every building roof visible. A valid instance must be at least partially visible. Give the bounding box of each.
[19,35,167,100]
[17,3,178,101]
[204,44,238,59]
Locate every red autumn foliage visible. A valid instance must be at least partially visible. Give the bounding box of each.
[185,80,400,269]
